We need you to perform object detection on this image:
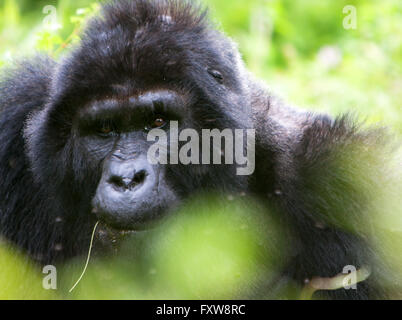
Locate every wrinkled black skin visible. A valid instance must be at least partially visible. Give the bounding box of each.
[0,0,389,299]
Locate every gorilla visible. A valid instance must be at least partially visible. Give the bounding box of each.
[0,0,398,299]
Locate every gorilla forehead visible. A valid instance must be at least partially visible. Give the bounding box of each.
[98,0,207,31]
[55,0,239,94]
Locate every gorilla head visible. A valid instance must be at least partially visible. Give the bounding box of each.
[24,0,252,231]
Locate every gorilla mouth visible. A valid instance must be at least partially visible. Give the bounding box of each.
[96,221,140,238]
[92,205,168,232]
[91,187,179,233]
[94,221,143,250]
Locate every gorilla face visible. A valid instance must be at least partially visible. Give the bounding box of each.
[74,86,247,230]
[24,1,252,231]
[78,91,184,230]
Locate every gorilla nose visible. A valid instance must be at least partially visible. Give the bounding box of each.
[104,155,151,192]
[108,170,147,191]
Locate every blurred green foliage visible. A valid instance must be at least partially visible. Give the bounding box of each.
[0,242,57,299]
[59,196,285,299]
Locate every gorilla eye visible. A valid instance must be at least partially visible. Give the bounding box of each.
[96,122,117,137]
[207,68,224,84]
[154,118,166,128]
[145,116,167,131]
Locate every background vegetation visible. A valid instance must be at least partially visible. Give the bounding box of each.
[0,0,401,299]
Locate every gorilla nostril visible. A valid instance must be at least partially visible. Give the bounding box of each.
[132,170,146,185]
[108,175,126,189]
[108,170,147,191]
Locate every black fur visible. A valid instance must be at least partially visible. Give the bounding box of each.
[0,0,397,299]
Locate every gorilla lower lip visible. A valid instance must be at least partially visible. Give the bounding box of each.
[97,222,139,239]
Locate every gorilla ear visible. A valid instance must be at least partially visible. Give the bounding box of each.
[207,68,224,84]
